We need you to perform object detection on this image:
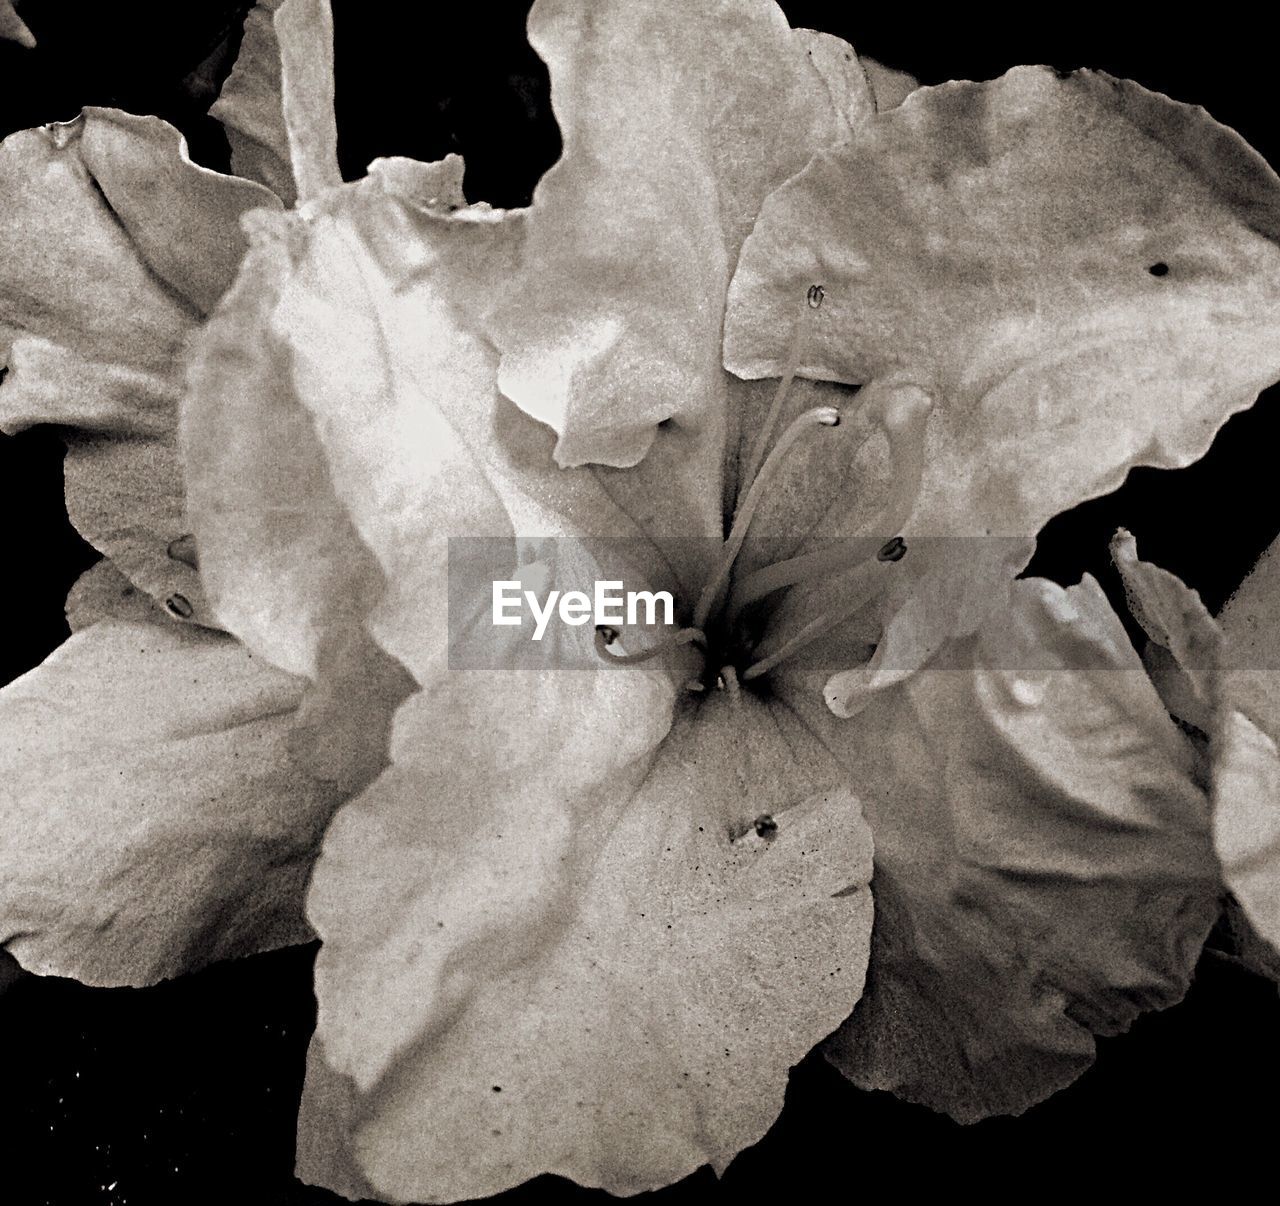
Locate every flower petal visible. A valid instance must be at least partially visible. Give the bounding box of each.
[181,208,413,794]
[0,1,33,48]
[298,670,872,1200]
[193,174,713,694]
[0,109,279,619]
[862,57,918,110]
[211,0,341,205]
[1112,532,1280,959]
[793,575,1217,1121]
[725,67,1280,537]
[0,617,342,986]
[484,0,864,484]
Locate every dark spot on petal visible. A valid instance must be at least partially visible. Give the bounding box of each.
[1148,261,1170,277]
[753,814,778,839]
[877,536,907,562]
[165,594,194,620]
[491,1085,502,1093]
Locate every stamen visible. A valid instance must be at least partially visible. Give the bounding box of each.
[740,557,895,682]
[594,624,707,667]
[738,285,825,496]
[726,539,877,619]
[693,406,840,631]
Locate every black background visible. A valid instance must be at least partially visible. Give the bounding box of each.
[1,2,1278,1203]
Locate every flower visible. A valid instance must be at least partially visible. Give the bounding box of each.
[3,1,1280,1202]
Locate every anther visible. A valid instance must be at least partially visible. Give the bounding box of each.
[877,536,907,563]
[753,814,779,838]
[740,286,826,495]
[165,594,194,620]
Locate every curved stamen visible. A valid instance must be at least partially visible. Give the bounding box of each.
[693,405,840,631]
[739,557,895,682]
[726,539,877,620]
[594,624,707,667]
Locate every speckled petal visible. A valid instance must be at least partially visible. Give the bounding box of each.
[725,68,1280,538]
[299,667,872,1201]
[0,617,342,986]
[789,575,1217,1121]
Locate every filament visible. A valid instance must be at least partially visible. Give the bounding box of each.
[740,558,893,681]
[692,406,840,631]
[594,624,707,667]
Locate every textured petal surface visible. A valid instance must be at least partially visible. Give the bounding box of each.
[791,576,1217,1121]
[1218,537,1280,950]
[0,109,279,619]
[1114,533,1280,957]
[484,0,864,491]
[189,174,711,694]
[181,206,413,795]
[725,68,1280,537]
[0,0,33,48]
[299,665,872,1201]
[0,617,341,986]
[211,0,341,205]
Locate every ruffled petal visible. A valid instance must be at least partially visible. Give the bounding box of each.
[211,0,341,205]
[1112,532,1280,959]
[181,206,413,794]
[786,575,1217,1121]
[188,173,714,697]
[484,0,865,495]
[725,67,1280,537]
[298,666,872,1201]
[0,109,279,619]
[862,57,918,110]
[0,617,342,986]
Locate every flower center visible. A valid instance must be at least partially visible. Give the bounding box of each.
[596,286,932,692]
